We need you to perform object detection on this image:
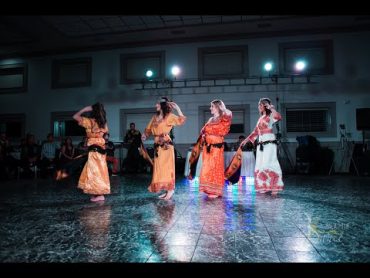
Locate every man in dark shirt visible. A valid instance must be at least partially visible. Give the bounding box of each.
[124,123,141,146]
[123,122,143,173]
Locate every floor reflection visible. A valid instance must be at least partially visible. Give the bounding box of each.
[1,174,370,262]
[147,200,185,262]
[78,203,112,261]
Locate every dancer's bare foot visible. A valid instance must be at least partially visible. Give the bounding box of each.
[271,191,278,197]
[258,190,266,194]
[55,170,62,180]
[90,195,105,202]
[158,192,167,199]
[164,190,174,200]
[207,194,219,199]
[55,170,69,180]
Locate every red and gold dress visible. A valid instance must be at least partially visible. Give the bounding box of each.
[247,112,284,193]
[199,113,232,196]
[144,113,186,193]
[77,117,110,195]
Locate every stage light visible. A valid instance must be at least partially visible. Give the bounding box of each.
[264,62,273,72]
[171,65,180,77]
[295,60,306,71]
[145,69,153,78]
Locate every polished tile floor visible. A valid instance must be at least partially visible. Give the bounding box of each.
[0,174,370,263]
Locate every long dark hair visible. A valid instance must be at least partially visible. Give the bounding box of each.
[63,137,73,148]
[258,98,272,116]
[156,97,171,118]
[62,137,74,155]
[211,99,225,117]
[91,102,107,129]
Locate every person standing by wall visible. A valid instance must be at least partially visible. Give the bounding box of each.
[123,122,142,173]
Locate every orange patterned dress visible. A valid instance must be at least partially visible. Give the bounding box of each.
[199,113,232,196]
[144,113,186,193]
[77,117,110,195]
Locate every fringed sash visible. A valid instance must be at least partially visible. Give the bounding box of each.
[187,135,202,180]
[224,146,242,184]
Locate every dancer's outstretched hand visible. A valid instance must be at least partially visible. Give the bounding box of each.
[240,138,249,147]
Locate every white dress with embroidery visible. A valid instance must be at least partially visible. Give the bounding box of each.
[247,112,284,192]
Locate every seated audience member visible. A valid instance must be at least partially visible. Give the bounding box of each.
[39,133,58,178]
[76,136,88,156]
[59,137,75,164]
[55,137,87,181]
[20,133,40,178]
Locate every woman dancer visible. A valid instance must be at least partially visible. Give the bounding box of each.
[73,103,110,202]
[141,97,186,200]
[198,99,232,199]
[241,98,284,195]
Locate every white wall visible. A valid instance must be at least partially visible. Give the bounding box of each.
[1,31,370,155]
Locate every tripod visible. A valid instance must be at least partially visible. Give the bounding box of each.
[328,126,359,176]
[275,127,295,173]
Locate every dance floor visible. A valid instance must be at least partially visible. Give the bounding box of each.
[1,174,370,263]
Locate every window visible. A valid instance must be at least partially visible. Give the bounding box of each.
[120,51,165,84]
[286,109,328,132]
[198,104,250,140]
[52,57,92,89]
[0,63,28,94]
[51,112,86,139]
[279,40,333,75]
[198,46,248,79]
[0,114,26,140]
[281,102,336,138]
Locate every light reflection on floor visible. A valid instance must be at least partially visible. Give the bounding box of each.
[0,174,370,263]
